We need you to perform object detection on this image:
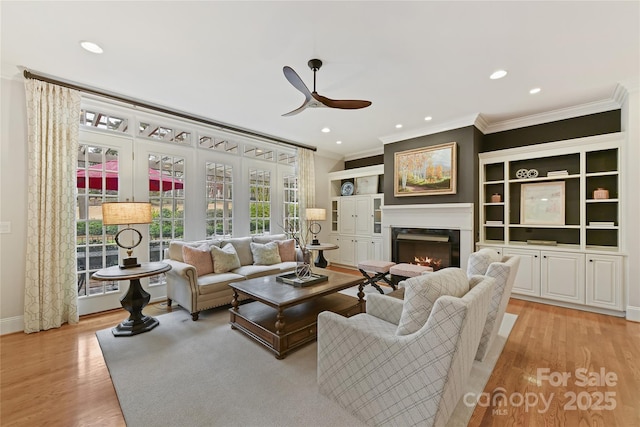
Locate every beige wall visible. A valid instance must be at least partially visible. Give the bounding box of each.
[1,76,28,331]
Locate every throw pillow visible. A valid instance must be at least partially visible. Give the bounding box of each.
[396,268,470,336]
[466,248,502,276]
[182,243,214,277]
[250,241,282,265]
[210,243,241,273]
[276,239,296,262]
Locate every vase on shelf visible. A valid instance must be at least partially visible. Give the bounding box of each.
[490,193,502,203]
[593,188,609,200]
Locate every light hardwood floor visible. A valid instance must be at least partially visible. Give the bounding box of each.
[1,272,639,426]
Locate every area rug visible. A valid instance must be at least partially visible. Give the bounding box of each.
[97,305,516,427]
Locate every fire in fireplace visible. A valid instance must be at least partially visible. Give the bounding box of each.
[391,227,461,270]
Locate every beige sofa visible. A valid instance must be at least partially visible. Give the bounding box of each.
[163,234,300,320]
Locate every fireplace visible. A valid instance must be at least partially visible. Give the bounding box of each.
[392,228,461,270]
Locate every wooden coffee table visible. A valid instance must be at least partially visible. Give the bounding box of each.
[229,268,365,359]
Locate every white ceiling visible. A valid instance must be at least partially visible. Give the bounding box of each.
[1,1,638,159]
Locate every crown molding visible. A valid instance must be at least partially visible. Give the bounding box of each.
[343,146,383,162]
[482,97,621,134]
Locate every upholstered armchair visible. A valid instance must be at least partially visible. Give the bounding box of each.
[317,269,495,427]
[466,248,520,361]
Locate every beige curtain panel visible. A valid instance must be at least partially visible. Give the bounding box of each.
[23,79,81,333]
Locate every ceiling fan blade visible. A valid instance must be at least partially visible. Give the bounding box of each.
[312,93,372,110]
[282,100,312,117]
[283,66,312,98]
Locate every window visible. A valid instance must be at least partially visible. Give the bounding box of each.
[148,153,185,285]
[139,121,192,144]
[199,134,239,154]
[76,144,120,297]
[283,175,299,237]
[206,162,233,238]
[249,169,271,235]
[245,144,274,161]
[80,109,128,133]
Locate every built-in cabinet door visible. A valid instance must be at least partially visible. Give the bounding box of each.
[540,251,585,304]
[586,254,623,310]
[503,248,540,296]
[340,237,355,266]
[328,234,340,264]
[370,237,383,261]
[355,197,371,235]
[339,197,356,234]
[354,238,370,266]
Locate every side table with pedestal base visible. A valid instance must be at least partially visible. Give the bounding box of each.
[306,243,339,268]
[91,262,171,337]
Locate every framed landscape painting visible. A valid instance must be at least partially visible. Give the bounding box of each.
[394,142,457,197]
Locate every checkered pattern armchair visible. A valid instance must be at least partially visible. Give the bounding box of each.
[466,248,521,361]
[317,276,494,427]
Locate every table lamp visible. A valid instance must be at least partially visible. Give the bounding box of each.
[102,201,152,269]
[305,208,326,245]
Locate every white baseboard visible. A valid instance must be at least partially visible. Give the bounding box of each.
[1,315,24,335]
[626,305,640,322]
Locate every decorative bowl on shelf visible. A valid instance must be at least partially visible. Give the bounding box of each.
[593,188,609,199]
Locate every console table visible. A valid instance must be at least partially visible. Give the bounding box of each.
[92,262,171,337]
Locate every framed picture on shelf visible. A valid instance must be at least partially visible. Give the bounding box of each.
[394,141,457,197]
[520,181,565,225]
[355,175,378,195]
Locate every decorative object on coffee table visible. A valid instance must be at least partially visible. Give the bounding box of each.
[92,262,171,336]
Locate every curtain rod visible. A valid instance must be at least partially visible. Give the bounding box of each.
[22,68,317,152]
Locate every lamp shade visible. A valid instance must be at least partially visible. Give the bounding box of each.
[305,208,326,221]
[102,202,152,225]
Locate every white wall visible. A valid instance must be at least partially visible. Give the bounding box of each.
[622,84,640,321]
[0,76,28,333]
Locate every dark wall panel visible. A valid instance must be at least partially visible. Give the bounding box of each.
[345,155,383,169]
[383,126,480,206]
[482,110,621,152]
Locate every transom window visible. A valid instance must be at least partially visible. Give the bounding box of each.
[80,109,128,133]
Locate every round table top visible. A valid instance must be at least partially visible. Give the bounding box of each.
[91,262,171,281]
[306,243,339,250]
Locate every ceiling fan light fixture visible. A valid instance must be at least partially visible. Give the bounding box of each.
[490,69,508,80]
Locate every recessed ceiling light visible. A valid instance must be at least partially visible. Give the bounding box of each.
[80,40,103,54]
[529,87,541,94]
[395,124,403,129]
[424,116,432,121]
[336,140,342,145]
[321,127,330,133]
[490,70,507,80]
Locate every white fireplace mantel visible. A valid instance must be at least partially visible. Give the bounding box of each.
[382,203,475,269]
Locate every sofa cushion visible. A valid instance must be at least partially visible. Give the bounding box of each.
[196,272,245,295]
[276,239,297,262]
[252,234,287,244]
[396,267,470,336]
[211,243,241,273]
[220,237,254,266]
[182,243,214,277]
[168,239,221,263]
[467,248,502,276]
[250,241,282,265]
[232,265,280,279]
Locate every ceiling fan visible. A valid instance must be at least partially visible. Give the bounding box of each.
[282,59,372,116]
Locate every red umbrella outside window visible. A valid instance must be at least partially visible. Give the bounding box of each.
[76,160,184,191]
